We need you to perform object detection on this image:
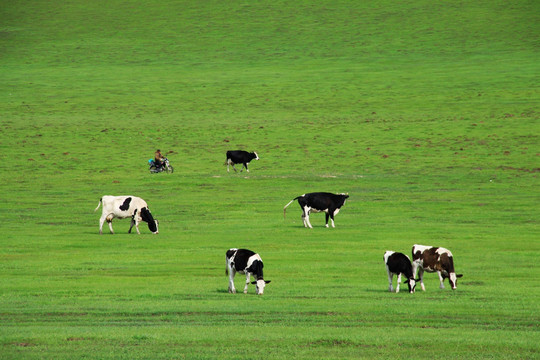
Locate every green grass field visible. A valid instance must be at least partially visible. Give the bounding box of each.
[1,0,539,359]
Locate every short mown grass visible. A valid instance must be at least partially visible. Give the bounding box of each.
[0,0,538,359]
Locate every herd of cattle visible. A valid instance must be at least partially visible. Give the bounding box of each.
[94,150,463,295]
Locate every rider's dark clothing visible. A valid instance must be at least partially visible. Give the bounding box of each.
[154,150,164,167]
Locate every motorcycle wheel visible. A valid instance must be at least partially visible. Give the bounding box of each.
[166,165,174,174]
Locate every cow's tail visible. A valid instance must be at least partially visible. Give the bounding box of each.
[94,198,102,212]
[283,197,300,219]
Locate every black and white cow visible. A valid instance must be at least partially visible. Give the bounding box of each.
[94,195,159,235]
[412,244,463,290]
[225,150,259,172]
[384,251,418,293]
[226,248,271,295]
[283,192,349,228]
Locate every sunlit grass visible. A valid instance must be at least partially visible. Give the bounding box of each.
[0,0,538,358]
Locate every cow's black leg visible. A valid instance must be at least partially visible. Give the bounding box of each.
[129,218,135,233]
[325,213,330,228]
[329,209,336,228]
[243,163,249,172]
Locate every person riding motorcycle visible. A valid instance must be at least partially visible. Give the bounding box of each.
[148,149,174,174]
[154,149,165,169]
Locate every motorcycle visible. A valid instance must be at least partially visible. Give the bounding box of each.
[149,157,174,174]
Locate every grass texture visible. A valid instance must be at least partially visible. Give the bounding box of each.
[0,0,538,359]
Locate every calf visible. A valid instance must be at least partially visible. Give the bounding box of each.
[225,150,259,172]
[94,195,159,235]
[226,248,271,295]
[283,192,349,228]
[384,251,417,293]
[412,244,463,290]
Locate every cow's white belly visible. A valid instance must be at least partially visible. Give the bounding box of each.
[308,207,328,214]
[106,210,131,220]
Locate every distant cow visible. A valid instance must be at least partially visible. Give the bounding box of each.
[384,251,418,293]
[225,150,259,172]
[283,192,349,228]
[412,244,463,290]
[94,195,159,235]
[226,248,271,295]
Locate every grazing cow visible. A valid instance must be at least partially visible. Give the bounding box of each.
[383,251,418,293]
[412,244,463,290]
[225,150,259,172]
[283,192,349,228]
[94,195,159,235]
[226,248,271,295]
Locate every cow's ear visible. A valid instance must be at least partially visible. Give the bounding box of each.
[456,274,463,278]
[265,280,271,284]
[251,281,257,285]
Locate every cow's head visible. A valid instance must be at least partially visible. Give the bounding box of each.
[404,277,419,293]
[449,273,463,290]
[338,193,349,206]
[150,219,159,234]
[253,152,259,160]
[251,279,271,295]
[141,207,159,234]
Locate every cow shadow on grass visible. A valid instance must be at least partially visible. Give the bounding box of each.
[216,289,268,296]
[364,288,393,293]
[365,288,471,295]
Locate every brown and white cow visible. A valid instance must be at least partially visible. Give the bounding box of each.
[95,195,159,235]
[412,244,463,290]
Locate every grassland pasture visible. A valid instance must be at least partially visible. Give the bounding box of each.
[0,0,538,359]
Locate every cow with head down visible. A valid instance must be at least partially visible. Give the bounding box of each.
[412,244,463,290]
[384,251,418,293]
[95,195,159,235]
[226,248,271,295]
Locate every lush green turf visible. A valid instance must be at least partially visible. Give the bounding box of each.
[1,0,538,359]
